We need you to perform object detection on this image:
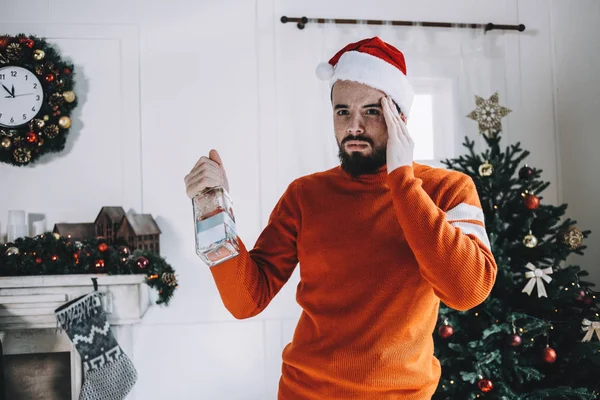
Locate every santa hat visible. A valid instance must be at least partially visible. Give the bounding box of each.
[316,36,415,117]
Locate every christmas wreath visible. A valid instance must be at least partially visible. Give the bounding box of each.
[0,233,178,305]
[0,34,77,166]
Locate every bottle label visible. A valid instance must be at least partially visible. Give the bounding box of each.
[195,211,236,248]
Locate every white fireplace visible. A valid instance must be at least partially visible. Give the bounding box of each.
[0,274,149,399]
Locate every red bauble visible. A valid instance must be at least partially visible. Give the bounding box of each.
[95,259,105,269]
[0,37,8,47]
[509,334,522,347]
[524,194,540,210]
[45,74,55,83]
[136,256,149,269]
[51,254,58,261]
[35,257,43,264]
[98,243,108,252]
[576,290,586,301]
[64,67,72,75]
[19,38,34,48]
[478,378,493,393]
[542,347,557,363]
[438,324,454,339]
[26,132,38,143]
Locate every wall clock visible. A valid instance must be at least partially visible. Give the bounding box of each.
[0,65,45,127]
[0,34,78,166]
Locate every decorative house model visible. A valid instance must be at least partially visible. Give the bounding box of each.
[52,223,96,241]
[116,213,161,255]
[94,206,126,245]
[53,206,161,255]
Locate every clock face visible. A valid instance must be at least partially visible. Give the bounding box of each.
[0,66,44,128]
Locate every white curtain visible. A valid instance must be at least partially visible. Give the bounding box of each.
[273,21,508,188]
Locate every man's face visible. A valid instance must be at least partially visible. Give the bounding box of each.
[332,80,389,178]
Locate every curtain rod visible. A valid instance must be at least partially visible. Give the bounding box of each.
[280,16,526,32]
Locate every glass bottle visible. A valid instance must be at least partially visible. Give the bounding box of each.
[192,186,239,266]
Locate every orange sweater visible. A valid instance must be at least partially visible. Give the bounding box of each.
[210,163,497,399]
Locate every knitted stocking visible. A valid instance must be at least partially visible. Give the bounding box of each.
[55,291,137,400]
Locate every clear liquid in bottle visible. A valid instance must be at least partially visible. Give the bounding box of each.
[192,186,239,266]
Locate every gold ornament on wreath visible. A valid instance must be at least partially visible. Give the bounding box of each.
[63,91,76,103]
[58,116,71,129]
[0,34,78,166]
[563,226,584,250]
[33,49,45,60]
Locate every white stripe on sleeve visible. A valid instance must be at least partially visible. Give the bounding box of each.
[445,203,485,223]
[450,221,491,250]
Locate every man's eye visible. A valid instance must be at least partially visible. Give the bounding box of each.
[336,110,349,116]
[366,109,380,115]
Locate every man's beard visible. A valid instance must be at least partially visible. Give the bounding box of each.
[337,136,387,178]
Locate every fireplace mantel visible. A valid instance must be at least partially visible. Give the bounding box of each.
[0,274,150,399]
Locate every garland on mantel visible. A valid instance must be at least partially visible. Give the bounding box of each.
[0,233,178,305]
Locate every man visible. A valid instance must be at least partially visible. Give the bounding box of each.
[184,37,497,399]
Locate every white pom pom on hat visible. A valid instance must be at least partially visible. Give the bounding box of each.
[315,62,335,80]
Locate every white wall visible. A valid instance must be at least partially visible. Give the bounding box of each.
[0,0,597,398]
[550,0,600,287]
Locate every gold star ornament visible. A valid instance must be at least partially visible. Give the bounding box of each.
[466,92,512,138]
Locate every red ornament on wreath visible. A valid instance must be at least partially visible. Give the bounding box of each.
[26,132,38,143]
[542,346,557,363]
[19,38,34,48]
[64,67,71,75]
[524,194,540,210]
[438,322,454,339]
[95,259,105,270]
[98,243,108,252]
[35,257,43,264]
[45,74,55,83]
[478,378,493,393]
[0,37,8,47]
[136,256,149,269]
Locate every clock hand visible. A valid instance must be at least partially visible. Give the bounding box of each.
[11,84,14,97]
[1,84,13,97]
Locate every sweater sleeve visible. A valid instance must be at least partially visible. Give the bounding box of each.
[386,166,497,311]
[209,180,300,319]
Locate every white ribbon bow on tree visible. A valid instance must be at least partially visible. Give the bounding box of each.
[581,319,600,342]
[522,262,553,298]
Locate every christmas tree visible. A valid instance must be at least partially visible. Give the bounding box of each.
[433,93,600,399]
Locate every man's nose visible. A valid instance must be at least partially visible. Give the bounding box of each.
[346,114,364,134]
